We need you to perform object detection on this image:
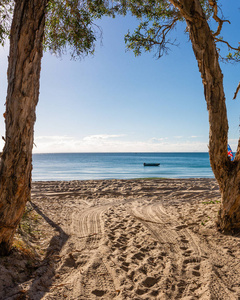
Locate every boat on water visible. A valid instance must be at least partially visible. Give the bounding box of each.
[143,163,160,167]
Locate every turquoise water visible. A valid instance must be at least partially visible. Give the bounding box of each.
[32,152,213,181]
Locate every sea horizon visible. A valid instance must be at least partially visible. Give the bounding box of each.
[32,152,213,181]
[32,151,212,156]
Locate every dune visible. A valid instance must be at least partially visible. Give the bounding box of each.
[1,178,240,299]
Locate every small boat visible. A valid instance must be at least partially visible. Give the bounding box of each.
[143,163,160,167]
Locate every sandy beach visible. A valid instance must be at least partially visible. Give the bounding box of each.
[1,178,240,299]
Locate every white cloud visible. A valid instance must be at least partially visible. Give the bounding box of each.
[33,134,208,153]
[83,134,125,141]
[35,135,73,141]
[150,137,168,143]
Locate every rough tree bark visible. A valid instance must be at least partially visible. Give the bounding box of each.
[169,0,240,232]
[0,0,48,255]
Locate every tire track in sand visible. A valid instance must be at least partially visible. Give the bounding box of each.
[47,204,118,299]
[130,201,235,299]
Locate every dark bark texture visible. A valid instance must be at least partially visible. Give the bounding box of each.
[0,0,48,255]
[169,0,240,232]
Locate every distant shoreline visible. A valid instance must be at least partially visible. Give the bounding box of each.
[33,151,210,154]
[31,177,216,183]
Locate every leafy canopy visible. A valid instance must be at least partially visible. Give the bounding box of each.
[118,0,240,62]
[0,0,114,59]
[44,0,114,59]
[0,0,239,62]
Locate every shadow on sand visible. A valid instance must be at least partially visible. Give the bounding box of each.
[5,201,69,300]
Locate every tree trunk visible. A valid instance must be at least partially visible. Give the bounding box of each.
[169,0,240,232]
[0,0,48,255]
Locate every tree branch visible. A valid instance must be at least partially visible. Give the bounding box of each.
[125,15,179,59]
[168,0,194,22]
[208,0,230,37]
[233,81,240,100]
[152,17,178,52]
[215,37,240,52]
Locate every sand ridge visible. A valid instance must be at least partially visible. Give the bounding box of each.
[0,178,240,299]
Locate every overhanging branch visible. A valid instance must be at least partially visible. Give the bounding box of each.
[233,82,240,100]
[208,0,240,53]
[215,37,240,52]
[208,0,230,37]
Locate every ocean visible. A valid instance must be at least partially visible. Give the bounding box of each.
[32,152,213,181]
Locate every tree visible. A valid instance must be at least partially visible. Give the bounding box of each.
[0,0,239,257]
[121,0,240,232]
[0,0,110,255]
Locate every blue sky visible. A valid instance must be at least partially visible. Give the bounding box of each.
[0,1,240,153]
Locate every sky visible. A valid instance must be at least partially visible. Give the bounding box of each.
[0,1,240,153]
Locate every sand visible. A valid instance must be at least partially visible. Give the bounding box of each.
[0,178,240,299]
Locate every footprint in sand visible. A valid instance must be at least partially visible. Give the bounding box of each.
[141,276,159,288]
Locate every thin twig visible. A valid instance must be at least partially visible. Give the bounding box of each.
[233,82,240,100]
[215,37,240,52]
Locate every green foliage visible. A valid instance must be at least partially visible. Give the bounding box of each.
[0,0,114,59]
[226,50,240,63]
[0,0,13,46]
[125,19,179,58]
[119,0,178,19]
[121,0,181,58]
[120,0,239,61]
[44,0,114,59]
[202,200,221,204]
[201,216,210,226]
[18,204,40,237]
